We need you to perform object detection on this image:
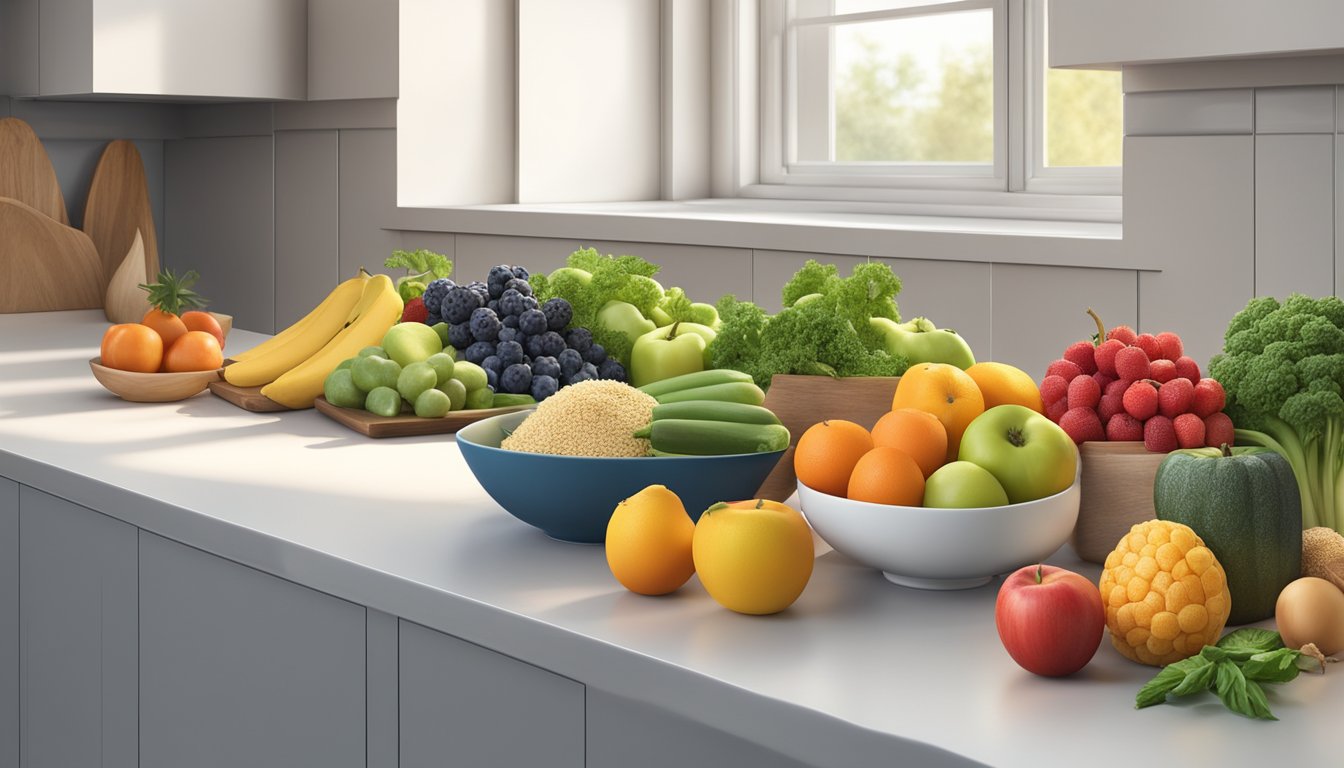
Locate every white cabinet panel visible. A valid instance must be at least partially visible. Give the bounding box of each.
[0,478,15,768]
[339,128,402,282]
[309,0,397,101]
[1255,134,1334,300]
[1256,86,1336,133]
[275,130,341,329]
[1125,90,1253,136]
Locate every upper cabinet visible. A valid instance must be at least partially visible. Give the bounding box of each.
[1,0,306,100]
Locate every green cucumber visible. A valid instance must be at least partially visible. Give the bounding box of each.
[637,368,754,398]
[654,381,766,406]
[633,419,790,455]
[491,393,537,408]
[648,449,696,457]
[651,400,781,425]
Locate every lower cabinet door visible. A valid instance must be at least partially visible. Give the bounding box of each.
[0,478,15,768]
[19,486,138,768]
[138,532,366,768]
[399,620,584,768]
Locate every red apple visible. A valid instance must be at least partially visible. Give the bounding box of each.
[995,564,1105,677]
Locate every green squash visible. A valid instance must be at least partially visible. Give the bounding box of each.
[1154,444,1301,625]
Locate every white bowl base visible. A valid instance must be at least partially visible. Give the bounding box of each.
[882,572,992,591]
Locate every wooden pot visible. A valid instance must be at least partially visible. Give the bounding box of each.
[1071,441,1168,563]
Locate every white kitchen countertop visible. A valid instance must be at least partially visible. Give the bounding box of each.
[0,310,1333,767]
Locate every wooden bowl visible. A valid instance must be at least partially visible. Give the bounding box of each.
[89,357,223,402]
[1071,441,1169,563]
[756,374,901,501]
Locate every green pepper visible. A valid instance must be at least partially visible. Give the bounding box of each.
[870,316,976,369]
[630,321,715,388]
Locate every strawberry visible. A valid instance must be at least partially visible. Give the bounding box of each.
[1094,339,1126,378]
[1040,375,1070,408]
[1149,359,1177,384]
[1067,375,1101,410]
[1106,413,1144,442]
[400,296,429,324]
[1204,412,1235,448]
[1045,397,1070,423]
[1106,325,1138,346]
[1060,407,1105,445]
[1156,331,1184,362]
[1065,341,1099,375]
[1105,378,1133,398]
[1173,413,1206,449]
[1122,381,1159,421]
[1144,415,1178,453]
[1135,333,1163,362]
[1046,358,1084,381]
[1098,393,1125,423]
[1158,377,1194,419]
[1191,378,1226,418]
[1115,346,1151,383]
[1174,356,1201,384]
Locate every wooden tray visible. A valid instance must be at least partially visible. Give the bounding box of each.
[1072,441,1169,563]
[207,379,292,412]
[755,374,901,501]
[313,396,532,438]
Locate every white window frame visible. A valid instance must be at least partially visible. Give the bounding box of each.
[747,0,1121,206]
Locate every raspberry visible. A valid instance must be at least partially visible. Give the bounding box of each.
[1046,358,1083,381]
[1144,415,1178,453]
[1203,412,1235,448]
[1149,359,1177,383]
[400,296,429,324]
[1191,378,1227,418]
[1156,331,1184,362]
[1040,375,1070,407]
[1174,413,1206,449]
[1092,371,1116,394]
[1107,325,1138,346]
[1068,375,1101,410]
[1115,345,1151,381]
[1105,378,1132,398]
[1065,341,1099,375]
[1158,377,1194,419]
[1174,356,1201,384]
[1094,339,1126,377]
[1106,413,1144,442]
[1045,397,1070,423]
[1135,334,1163,362]
[1060,407,1105,445]
[1122,380,1159,420]
[1098,393,1124,422]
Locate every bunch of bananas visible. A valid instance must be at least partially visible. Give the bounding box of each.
[224,270,403,409]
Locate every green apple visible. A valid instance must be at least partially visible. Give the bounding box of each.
[924,461,1010,508]
[464,386,494,410]
[323,368,366,409]
[649,304,674,327]
[689,302,721,330]
[365,386,403,417]
[870,316,976,370]
[958,404,1078,504]
[629,321,714,388]
[414,388,452,418]
[381,322,443,367]
[351,355,401,392]
[397,362,438,404]
[431,322,452,350]
[358,346,388,359]
[425,352,456,385]
[437,377,467,411]
[595,300,656,356]
[334,357,356,372]
[453,361,488,393]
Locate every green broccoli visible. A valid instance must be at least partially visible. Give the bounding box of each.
[1209,293,1344,533]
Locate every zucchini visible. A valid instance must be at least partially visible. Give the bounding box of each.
[654,381,766,406]
[651,400,781,425]
[491,393,537,408]
[638,369,754,398]
[633,419,790,455]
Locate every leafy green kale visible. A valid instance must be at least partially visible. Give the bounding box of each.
[384,249,452,280]
[659,287,698,324]
[531,247,664,364]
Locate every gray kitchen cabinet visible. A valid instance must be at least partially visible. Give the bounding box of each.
[18,485,137,768]
[0,478,16,768]
[399,620,585,768]
[138,532,366,768]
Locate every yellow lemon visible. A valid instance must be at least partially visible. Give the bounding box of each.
[605,484,695,596]
[692,499,814,615]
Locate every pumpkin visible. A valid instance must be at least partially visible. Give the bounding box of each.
[1153,444,1301,625]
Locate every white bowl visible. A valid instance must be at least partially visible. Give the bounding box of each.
[797,470,1081,591]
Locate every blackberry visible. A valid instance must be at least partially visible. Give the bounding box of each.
[597,359,626,382]
[421,278,455,316]
[487,265,515,298]
[425,311,443,327]
[487,299,500,314]
[498,289,526,317]
[558,348,584,378]
[481,355,503,375]
[485,367,499,391]
[501,314,519,329]
[501,363,533,395]
[520,295,539,313]
[497,327,519,344]
[530,374,558,401]
[505,278,532,297]
[537,331,565,358]
[441,286,483,324]
[568,368,597,385]
[525,334,546,359]
[447,321,474,350]
[582,343,607,366]
[518,308,548,336]
[496,340,526,367]
[469,307,502,342]
[542,298,573,331]
[532,356,561,380]
[464,341,496,365]
[564,328,593,353]
[466,280,490,305]
[580,362,599,380]
[511,265,530,281]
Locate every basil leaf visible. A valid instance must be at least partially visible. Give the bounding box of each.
[1242,649,1302,684]
[1200,645,1231,663]
[1214,660,1252,716]
[1171,656,1217,696]
[1136,655,1209,709]
[1217,628,1285,660]
[1243,678,1277,720]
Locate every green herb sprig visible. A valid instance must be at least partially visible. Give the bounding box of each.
[1135,628,1326,720]
[384,249,452,301]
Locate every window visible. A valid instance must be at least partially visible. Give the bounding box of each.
[755,0,1122,200]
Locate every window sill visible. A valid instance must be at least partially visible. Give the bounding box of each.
[387,198,1144,272]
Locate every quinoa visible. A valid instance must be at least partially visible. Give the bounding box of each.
[501,379,656,457]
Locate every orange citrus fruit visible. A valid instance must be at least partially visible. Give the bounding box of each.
[891,363,986,462]
[966,361,1044,413]
[605,484,695,596]
[847,447,925,506]
[100,323,163,373]
[181,310,225,349]
[163,331,224,372]
[793,420,873,497]
[871,408,948,478]
[141,308,188,350]
[693,498,814,614]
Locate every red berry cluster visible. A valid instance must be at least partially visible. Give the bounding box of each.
[1041,319,1233,453]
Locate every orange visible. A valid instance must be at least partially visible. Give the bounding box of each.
[847,447,925,506]
[891,363,985,462]
[793,420,873,497]
[141,308,188,350]
[871,408,948,478]
[693,498,814,614]
[181,310,225,350]
[605,485,695,596]
[966,361,1044,414]
[100,323,163,373]
[163,331,224,372]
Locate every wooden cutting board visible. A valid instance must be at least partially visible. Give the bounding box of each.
[314,396,533,438]
[84,139,159,292]
[0,117,68,226]
[207,379,292,412]
[0,197,104,313]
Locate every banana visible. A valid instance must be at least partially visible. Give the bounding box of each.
[223,274,370,387]
[261,275,403,409]
[227,272,369,365]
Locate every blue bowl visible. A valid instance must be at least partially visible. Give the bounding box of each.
[455,409,788,543]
